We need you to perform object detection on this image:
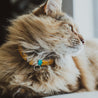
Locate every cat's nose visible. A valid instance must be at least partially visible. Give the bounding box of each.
[78,34,85,44]
[74,32,85,44]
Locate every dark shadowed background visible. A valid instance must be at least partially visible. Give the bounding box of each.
[0,0,46,46]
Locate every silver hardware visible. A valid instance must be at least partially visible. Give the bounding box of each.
[33,66,41,71]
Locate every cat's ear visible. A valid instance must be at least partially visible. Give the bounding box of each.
[33,0,62,17]
[44,0,62,16]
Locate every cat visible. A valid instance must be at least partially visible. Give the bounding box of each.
[0,0,98,98]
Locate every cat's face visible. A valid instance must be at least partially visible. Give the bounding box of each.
[8,0,84,60]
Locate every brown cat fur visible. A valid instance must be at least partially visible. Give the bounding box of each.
[0,0,97,97]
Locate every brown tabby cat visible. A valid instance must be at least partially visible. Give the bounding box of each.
[0,0,97,98]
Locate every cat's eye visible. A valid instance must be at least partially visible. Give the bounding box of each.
[62,23,73,32]
[69,24,73,32]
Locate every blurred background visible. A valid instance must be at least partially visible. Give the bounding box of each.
[63,0,97,39]
[0,0,97,46]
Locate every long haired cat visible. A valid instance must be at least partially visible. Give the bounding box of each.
[0,0,98,98]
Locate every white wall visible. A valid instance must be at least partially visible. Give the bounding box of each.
[73,0,94,39]
[93,0,98,37]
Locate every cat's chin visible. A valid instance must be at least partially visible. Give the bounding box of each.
[67,44,84,56]
[53,43,84,58]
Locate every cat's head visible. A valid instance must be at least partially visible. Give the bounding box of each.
[8,0,84,61]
